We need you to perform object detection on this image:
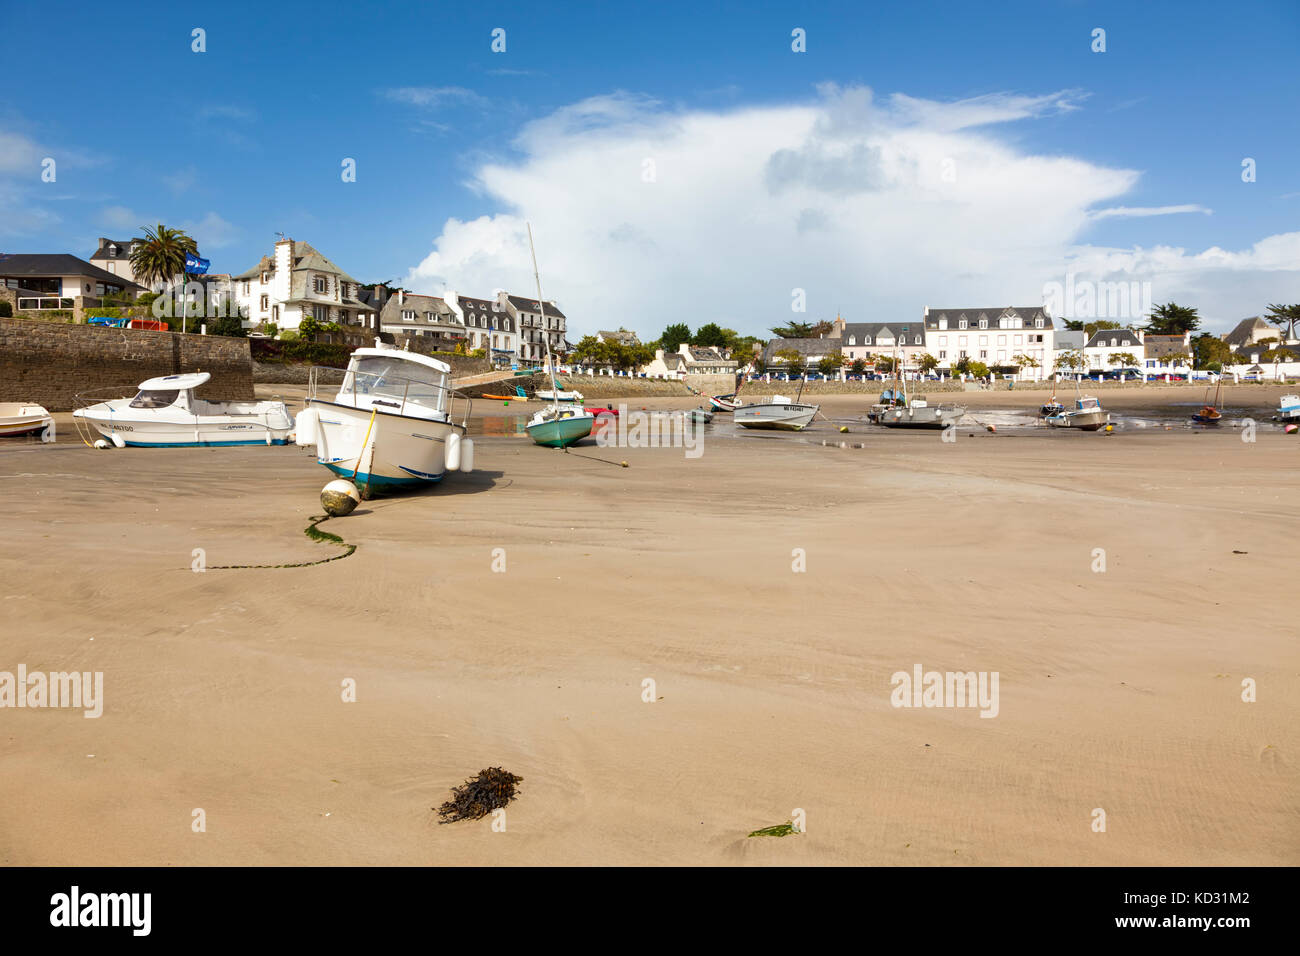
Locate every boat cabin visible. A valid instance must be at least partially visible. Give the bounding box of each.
[335,347,453,421]
[130,372,213,412]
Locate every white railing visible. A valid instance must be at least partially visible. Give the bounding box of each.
[308,365,473,427]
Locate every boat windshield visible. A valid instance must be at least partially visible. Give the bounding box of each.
[130,389,180,409]
[342,356,447,413]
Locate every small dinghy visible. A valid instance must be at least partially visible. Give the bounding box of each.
[0,403,53,438]
[74,373,292,447]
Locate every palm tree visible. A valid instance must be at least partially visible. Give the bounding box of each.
[1264,303,1300,343]
[129,223,198,292]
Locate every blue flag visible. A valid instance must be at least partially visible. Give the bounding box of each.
[185,252,210,275]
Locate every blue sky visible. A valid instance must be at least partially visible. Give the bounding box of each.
[3,0,1297,334]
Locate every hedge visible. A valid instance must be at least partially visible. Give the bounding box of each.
[250,338,356,366]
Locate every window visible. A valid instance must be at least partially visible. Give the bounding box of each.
[314,276,327,294]
[130,389,179,409]
[261,272,270,284]
[260,295,269,311]
[242,281,250,295]
[959,320,968,329]
[314,305,328,322]
[997,335,1006,345]
[109,244,118,256]
[402,310,415,321]
[426,312,435,322]
[979,319,988,329]
[939,351,947,359]
[340,310,349,323]
[272,305,279,323]
[979,336,988,346]
[848,336,856,346]
[939,319,948,330]
[958,336,968,347]
[979,350,987,359]
[1013,335,1022,346]
[1036,318,1043,328]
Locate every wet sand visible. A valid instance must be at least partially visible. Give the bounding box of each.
[1,384,1296,865]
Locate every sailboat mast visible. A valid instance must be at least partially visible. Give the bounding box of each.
[525,222,561,398]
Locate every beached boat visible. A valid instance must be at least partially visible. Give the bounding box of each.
[734,394,819,431]
[869,346,965,429]
[1044,394,1109,430]
[526,404,595,447]
[687,407,714,424]
[0,403,53,438]
[521,224,595,450]
[73,372,292,447]
[1039,386,1065,418]
[708,393,742,412]
[295,347,474,495]
[1275,394,1300,421]
[536,387,584,402]
[1192,379,1224,424]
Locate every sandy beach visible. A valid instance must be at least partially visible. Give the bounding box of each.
[2,384,1296,866]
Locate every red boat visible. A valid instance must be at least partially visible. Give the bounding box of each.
[585,406,619,417]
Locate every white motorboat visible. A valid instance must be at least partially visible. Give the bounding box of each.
[73,373,292,447]
[1275,394,1300,421]
[535,387,584,402]
[873,395,965,429]
[0,403,53,438]
[1044,395,1109,431]
[734,395,819,431]
[295,347,474,495]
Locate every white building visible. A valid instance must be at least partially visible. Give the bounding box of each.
[444,291,517,363]
[1082,328,1145,374]
[232,238,374,332]
[923,306,1054,379]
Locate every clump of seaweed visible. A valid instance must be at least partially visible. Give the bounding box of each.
[748,822,797,838]
[436,767,523,823]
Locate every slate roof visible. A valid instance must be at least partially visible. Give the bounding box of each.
[89,238,140,260]
[506,294,565,319]
[233,241,361,284]
[1223,316,1275,347]
[1143,333,1189,358]
[840,322,925,347]
[923,306,1053,330]
[1085,328,1143,349]
[762,337,841,364]
[0,253,144,289]
[380,293,462,328]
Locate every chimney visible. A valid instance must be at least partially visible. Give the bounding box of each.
[273,238,293,302]
[398,289,405,306]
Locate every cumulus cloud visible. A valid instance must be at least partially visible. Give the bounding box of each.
[404,85,1298,335]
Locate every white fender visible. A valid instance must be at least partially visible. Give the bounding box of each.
[295,408,319,446]
[110,432,126,448]
[445,431,461,472]
[459,437,474,473]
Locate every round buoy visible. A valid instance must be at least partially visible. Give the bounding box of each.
[986,425,997,433]
[320,479,360,517]
[93,439,111,449]
[1286,424,1298,434]
[620,460,629,468]
[1105,424,1114,432]
[839,426,849,433]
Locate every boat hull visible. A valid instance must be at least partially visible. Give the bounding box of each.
[708,395,741,412]
[0,404,53,438]
[310,400,463,491]
[734,403,819,431]
[73,400,292,446]
[876,405,965,429]
[1045,409,1109,430]
[526,414,594,447]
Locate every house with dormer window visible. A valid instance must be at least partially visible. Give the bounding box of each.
[922,306,1054,379]
[232,238,374,332]
[831,317,928,369]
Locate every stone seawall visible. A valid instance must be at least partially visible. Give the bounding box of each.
[0,317,254,411]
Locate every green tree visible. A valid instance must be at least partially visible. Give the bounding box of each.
[916,353,938,375]
[298,315,321,340]
[1145,302,1201,335]
[1011,353,1039,373]
[1264,303,1300,342]
[874,354,898,373]
[1191,333,1232,370]
[1083,319,1122,338]
[1108,352,1140,369]
[967,360,990,378]
[1054,350,1085,374]
[816,354,840,377]
[768,320,816,338]
[210,314,246,337]
[774,347,804,378]
[660,323,691,351]
[850,358,866,375]
[692,322,728,348]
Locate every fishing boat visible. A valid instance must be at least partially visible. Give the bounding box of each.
[869,344,965,429]
[522,224,594,449]
[1044,394,1109,430]
[294,347,474,496]
[1191,379,1224,424]
[74,372,292,447]
[585,405,619,417]
[0,403,53,438]
[687,407,714,425]
[708,393,742,412]
[1275,394,1300,421]
[734,391,819,431]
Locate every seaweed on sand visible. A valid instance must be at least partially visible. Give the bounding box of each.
[747,822,797,838]
[436,767,523,823]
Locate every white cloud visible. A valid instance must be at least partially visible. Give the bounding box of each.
[182,212,239,249]
[1089,204,1212,220]
[382,87,490,109]
[404,85,1300,336]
